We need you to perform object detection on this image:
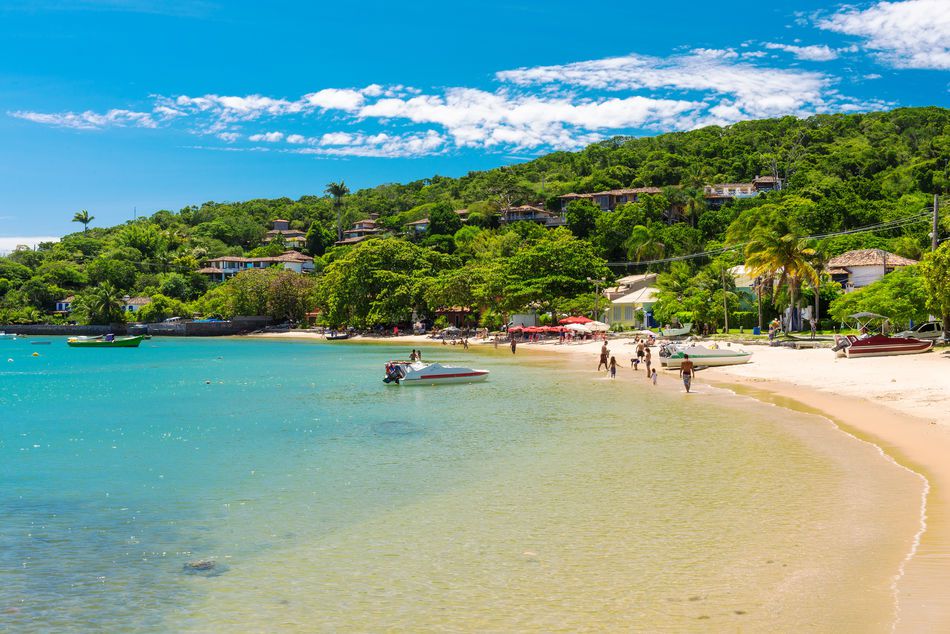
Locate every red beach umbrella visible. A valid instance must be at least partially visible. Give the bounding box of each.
[558,316,593,325]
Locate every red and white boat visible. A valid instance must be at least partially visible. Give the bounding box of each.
[383,361,489,385]
[833,334,934,358]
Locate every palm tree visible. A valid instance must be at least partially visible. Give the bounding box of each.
[72,209,94,233]
[625,224,666,264]
[77,282,124,324]
[744,222,818,331]
[325,181,350,242]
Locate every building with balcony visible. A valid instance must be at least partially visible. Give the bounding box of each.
[499,205,566,227]
[197,251,315,282]
[263,219,307,249]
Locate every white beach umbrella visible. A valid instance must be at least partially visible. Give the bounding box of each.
[586,321,610,332]
[565,323,591,332]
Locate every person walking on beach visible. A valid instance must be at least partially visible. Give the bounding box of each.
[679,354,695,393]
[462,338,469,350]
[636,340,645,366]
[510,337,517,354]
[644,347,652,377]
[598,343,609,371]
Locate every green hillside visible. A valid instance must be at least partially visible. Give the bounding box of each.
[1,106,948,328]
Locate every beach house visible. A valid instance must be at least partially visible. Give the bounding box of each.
[604,273,660,328]
[826,249,917,292]
[197,251,315,282]
[55,296,74,313]
[263,219,307,249]
[120,296,152,314]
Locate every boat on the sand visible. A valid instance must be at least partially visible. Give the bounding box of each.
[832,334,933,358]
[383,360,489,385]
[325,332,350,340]
[659,343,752,368]
[658,323,692,338]
[66,335,144,348]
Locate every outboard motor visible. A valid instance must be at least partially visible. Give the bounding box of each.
[383,363,401,385]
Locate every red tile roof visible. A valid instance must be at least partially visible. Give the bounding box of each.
[827,249,917,268]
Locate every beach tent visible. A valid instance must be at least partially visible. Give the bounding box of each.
[586,320,610,332]
[559,316,593,325]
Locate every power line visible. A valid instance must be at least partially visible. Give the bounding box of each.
[608,210,933,267]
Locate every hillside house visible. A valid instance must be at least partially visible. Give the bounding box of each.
[197,251,315,282]
[704,176,783,209]
[826,249,917,292]
[559,187,664,213]
[499,205,566,227]
[335,218,385,245]
[263,219,307,249]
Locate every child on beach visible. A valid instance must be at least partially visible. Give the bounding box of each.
[651,368,657,385]
[631,357,640,371]
[609,356,617,379]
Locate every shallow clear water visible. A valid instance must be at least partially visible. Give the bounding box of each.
[0,337,923,631]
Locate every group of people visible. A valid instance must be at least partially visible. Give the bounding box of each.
[598,340,658,386]
[596,336,696,393]
[408,349,423,362]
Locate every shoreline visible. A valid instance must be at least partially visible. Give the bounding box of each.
[249,330,950,630]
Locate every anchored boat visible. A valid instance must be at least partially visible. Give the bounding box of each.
[383,360,489,385]
[66,335,144,348]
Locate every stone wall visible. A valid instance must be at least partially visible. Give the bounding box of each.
[0,324,127,336]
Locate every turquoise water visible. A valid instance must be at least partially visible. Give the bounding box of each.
[0,337,923,631]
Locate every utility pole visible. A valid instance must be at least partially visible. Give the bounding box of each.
[721,264,729,334]
[933,193,940,252]
[588,277,606,321]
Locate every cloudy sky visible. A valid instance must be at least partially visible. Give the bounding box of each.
[1,0,948,239]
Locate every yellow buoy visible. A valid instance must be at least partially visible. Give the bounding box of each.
[32,352,39,357]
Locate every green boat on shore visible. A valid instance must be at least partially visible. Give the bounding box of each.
[66,335,144,348]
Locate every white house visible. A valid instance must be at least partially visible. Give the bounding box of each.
[55,296,74,313]
[604,273,660,328]
[197,251,315,282]
[826,249,917,292]
[120,297,152,313]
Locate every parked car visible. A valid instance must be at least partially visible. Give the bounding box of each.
[895,320,945,341]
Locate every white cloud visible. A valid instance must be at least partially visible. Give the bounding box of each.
[248,131,284,142]
[0,236,60,253]
[818,0,950,70]
[291,130,446,158]
[303,88,365,111]
[285,134,309,144]
[358,87,699,149]
[217,132,240,142]
[763,42,839,61]
[9,108,156,130]
[495,49,846,125]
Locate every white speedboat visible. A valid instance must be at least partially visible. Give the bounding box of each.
[383,360,489,385]
[659,343,752,368]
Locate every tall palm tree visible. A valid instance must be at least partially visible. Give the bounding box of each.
[744,222,818,331]
[325,181,350,242]
[72,209,94,233]
[807,241,831,327]
[77,282,124,324]
[625,224,666,264]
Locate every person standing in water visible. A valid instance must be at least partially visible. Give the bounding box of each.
[598,343,609,371]
[608,356,617,379]
[510,337,517,354]
[679,354,695,393]
[644,347,652,378]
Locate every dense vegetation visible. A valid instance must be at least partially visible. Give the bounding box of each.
[1,107,948,330]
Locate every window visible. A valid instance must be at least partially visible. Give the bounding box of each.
[624,306,634,321]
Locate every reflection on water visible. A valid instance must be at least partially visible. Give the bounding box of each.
[0,338,923,632]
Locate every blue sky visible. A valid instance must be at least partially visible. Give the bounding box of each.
[1,0,948,245]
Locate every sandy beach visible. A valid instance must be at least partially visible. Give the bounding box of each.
[251,329,950,630]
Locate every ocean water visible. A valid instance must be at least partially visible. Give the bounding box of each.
[0,337,924,632]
